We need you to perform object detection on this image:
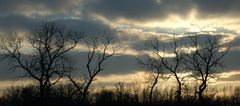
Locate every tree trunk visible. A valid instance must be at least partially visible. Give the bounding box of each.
[174,73,182,102]
[198,81,207,102]
[39,82,44,106]
[149,78,158,102]
[45,85,51,104]
[176,80,182,102]
[82,78,93,103]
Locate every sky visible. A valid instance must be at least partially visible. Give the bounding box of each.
[0,0,240,90]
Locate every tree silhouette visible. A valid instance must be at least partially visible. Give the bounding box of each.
[184,34,230,101]
[0,22,79,104]
[67,35,119,102]
[143,36,185,102]
[138,52,168,102]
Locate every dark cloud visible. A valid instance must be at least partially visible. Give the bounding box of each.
[0,0,82,17]
[0,51,141,80]
[68,51,141,76]
[1,0,240,23]
[83,0,240,22]
[0,58,22,80]
[0,14,115,34]
[228,36,240,48]
[0,14,38,33]
[218,74,240,81]
[83,0,193,22]
[129,34,240,72]
[54,18,115,33]
[214,27,239,36]
[1,47,239,81]
[126,33,221,53]
[221,49,240,72]
[195,0,240,18]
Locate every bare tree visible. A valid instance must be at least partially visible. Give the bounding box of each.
[143,36,185,101]
[67,35,118,102]
[185,34,230,101]
[0,22,79,104]
[138,54,168,102]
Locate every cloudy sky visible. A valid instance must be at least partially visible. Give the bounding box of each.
[0,0,240,89]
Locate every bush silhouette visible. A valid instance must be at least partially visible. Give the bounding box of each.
[0,84,240,106]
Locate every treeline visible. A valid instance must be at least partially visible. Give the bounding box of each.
[0,84,240,106]
[0,22,235,106]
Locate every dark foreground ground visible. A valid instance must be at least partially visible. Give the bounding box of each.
[0,85,239,106]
